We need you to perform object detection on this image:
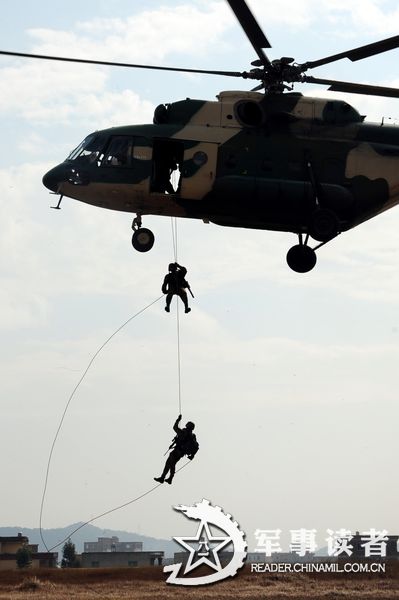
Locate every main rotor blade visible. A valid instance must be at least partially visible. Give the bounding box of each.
[226,0,272,67]
[303,35,399,70]
[0,50,243,78]
[304,75,399,98]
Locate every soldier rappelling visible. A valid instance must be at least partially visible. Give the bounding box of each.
[162,262,193,313]
[154,414,199,484]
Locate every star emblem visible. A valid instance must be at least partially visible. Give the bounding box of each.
[174,520,232,574]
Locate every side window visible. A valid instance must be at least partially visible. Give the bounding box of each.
[102,136,133,167]
[128,560,138,567]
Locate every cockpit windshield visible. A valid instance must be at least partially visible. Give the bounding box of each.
[67,133,107,162]
[66,133,153,169]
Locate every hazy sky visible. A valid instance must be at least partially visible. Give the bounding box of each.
[1,0,399,553]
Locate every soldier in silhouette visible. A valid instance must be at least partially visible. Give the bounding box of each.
[152,150,178,194]
[162,262,191,313]
[154,415,199,484]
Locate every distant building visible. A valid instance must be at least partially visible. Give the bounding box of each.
[267,552,315,563]
[0,533,57,570]
[247,552,270,563]
[81,550,163,568]
[174,550,313,566]
[0,534,29,555]
[83,536,143,553]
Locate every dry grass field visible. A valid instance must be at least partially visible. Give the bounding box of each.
[0,564,398,599]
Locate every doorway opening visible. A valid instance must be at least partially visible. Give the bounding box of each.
[151,139,184,194]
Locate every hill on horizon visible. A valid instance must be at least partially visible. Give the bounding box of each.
[0,523,179,558]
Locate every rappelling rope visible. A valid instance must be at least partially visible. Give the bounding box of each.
[171,217,178,263]
[170,217,182,415]
[176,298,182,415]
[39,295,164,553]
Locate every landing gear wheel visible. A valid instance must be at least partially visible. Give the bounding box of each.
[132,228,155,252]
[309,208,338,242]
[286,244,317,273]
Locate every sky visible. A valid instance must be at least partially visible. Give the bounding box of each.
[1,0,399,554]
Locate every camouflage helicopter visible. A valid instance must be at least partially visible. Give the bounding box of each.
[2,1,399,272]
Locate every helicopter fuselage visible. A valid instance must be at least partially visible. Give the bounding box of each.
[43,90,399,247]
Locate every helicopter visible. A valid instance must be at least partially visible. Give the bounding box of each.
[2,0,399,272]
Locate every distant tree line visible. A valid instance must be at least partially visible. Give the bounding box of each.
[16,545,32,569]
[61,538,80,568]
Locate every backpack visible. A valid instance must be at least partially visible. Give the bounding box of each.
[183,436,199,457]
[172,431,199,457]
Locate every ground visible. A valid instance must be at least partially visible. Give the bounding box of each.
[0,565,398,599]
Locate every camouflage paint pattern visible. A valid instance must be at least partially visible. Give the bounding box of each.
[43,90,399,236]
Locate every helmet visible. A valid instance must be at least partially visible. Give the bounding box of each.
[185,421,195,431]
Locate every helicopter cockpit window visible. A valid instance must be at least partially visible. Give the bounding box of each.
[102,136,133,167]
[67,133,107,164]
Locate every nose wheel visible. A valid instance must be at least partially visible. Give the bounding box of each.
[131,215,155,253]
